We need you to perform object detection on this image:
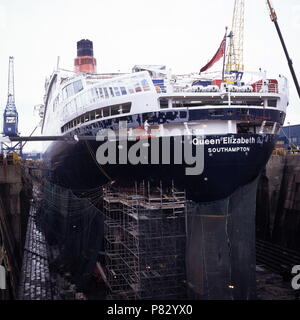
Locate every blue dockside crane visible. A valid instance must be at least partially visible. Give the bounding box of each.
[1,56,22,155]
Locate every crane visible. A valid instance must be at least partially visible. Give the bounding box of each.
[3,56,19,136]
[1,56,22,156]
[266,0,300,99]
[225,0,245,81]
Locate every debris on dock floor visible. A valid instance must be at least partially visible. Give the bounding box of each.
[18,206,52,300]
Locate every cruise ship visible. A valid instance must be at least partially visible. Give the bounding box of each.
[40,39,289,202]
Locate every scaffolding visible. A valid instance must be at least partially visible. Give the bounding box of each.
[103,182,187,300]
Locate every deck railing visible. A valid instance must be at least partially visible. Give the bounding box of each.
[252,83,278,94]
[155,82,279,94]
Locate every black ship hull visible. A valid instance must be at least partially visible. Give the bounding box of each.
[43,133,276,202]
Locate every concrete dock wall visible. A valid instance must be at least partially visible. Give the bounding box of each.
[0,164,32,299]
[256,155,300,250]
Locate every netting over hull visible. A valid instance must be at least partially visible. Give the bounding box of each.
[38,181,104,291]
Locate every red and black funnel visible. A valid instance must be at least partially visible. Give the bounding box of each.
[74,39,97,74]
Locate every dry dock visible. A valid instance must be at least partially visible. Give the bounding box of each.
[1,154,300,300]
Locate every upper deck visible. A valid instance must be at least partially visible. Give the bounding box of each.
[40,68,289,137]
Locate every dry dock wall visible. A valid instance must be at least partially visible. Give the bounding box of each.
[256,155,300,250]
[0,164,32,299]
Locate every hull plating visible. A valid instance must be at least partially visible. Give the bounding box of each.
[43,133,276,202]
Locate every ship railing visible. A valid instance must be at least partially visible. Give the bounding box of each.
[252,83,279,94]
[87,73,127,80]
[156,82,280,94]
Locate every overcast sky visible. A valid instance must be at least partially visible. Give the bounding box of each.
[0,0,300,152]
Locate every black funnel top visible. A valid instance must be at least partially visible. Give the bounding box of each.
[77,39,94,57]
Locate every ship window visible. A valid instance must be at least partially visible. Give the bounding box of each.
[134,82,142,93]
[114,87,121,96]
[92,88,99,100]
[237,123,253,134]
[263,125,274,134]
[103,107,110,117]
[120,87,127,95]
[109,87,115,97]
[111,105,121,115]
[268,99,277,107]
[95,110,102,118]
[103,87,109,98]
[66,83,75,98]
[172,100,185,108]
[99,88,104,98]
[160,99,169,109]
[61,102,132,133]
[73,80,83,94]
[128,86,135,94]
[122,103,131,114]
[141,79,150,91]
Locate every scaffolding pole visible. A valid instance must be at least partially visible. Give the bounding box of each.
[102,182,187,300]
